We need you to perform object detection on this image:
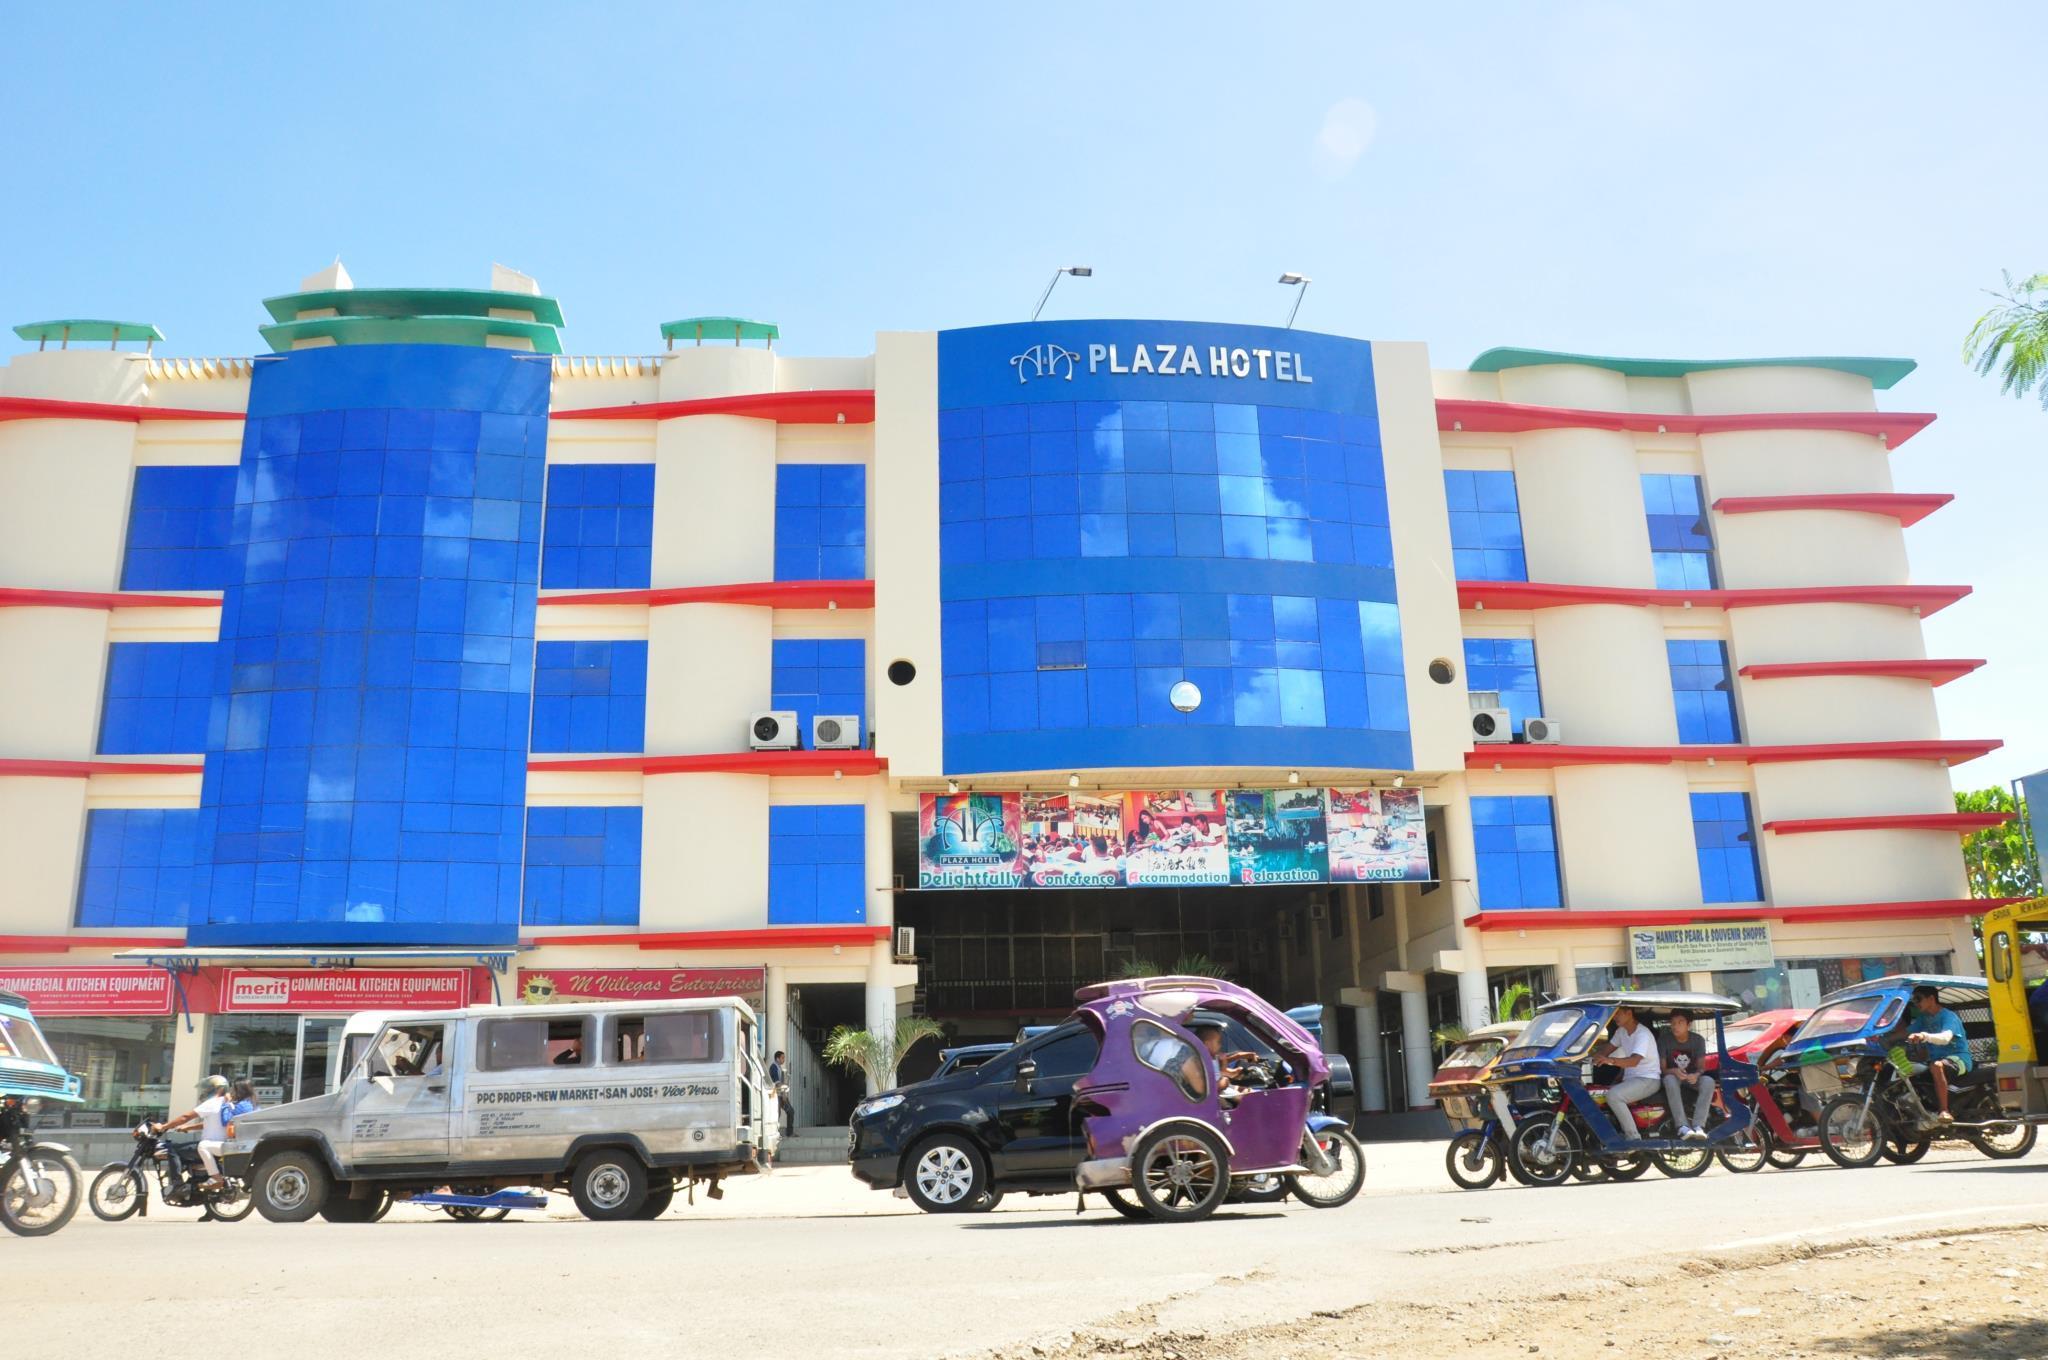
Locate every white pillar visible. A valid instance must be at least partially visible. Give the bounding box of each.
[1352,1000,1388,1113]
[167,1013,210,1120]
[1436,772,1493,1031]
[1399,988,1432,1112]
[764,964,788,1121]
[864,941,896,1094]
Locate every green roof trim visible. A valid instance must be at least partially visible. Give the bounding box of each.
[661,316,779,345]
[259,315,564,355]
[13,319,164,344]
[262,288,566,328]
[1468,347,1917,390]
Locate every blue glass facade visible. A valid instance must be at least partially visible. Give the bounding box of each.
[767,804,866,924]
[1462,637,1541,737]
[521,807,641,926]
[76,808,200,927]
[119,466,238,590]
[1643,474,1717,590]
[771,639,866,745]
[1444,470,1527,582]
[1471,795,1562,910]
[1668,639,1740,744]
[540,463,653,590]
[1691,792,1762,903]
[98,642,218,754]
[530,641,647,753]
[774,465,866,581]
[936,321,1407,774]
[181,344,550,946]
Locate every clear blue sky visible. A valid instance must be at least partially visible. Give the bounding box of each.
[5,4,2043,785]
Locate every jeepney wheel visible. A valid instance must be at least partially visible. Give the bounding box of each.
[1131,1125,1230,1222]
[1508,1120,1577,1187]
[1817,1095,1886,1169]
[903,1134,987,1215]
[571,1152,649,1221]
[1880,1134,1932,1165]
[1099,1188,1151,1220]
[1445,1130,1503,1190]
[1967,1120,2038,1161]
[253,1151,329,1224]
[633,1181,676,1219]
[1604,1153,1652,1182]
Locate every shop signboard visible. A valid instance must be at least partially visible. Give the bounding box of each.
[0,966,173,1016]
[917,788,1431,889]
[516,967,766,1008]
[218,968,470,1014]
[1627,922,1775,975]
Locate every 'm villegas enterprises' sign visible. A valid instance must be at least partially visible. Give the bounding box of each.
[1629,922,1774,974]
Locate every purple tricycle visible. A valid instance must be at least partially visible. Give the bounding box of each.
[1071,976,1366,1222]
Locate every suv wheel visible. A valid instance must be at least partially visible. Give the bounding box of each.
[903,1135,986,1214]
[571,1151,648,1221]
[254,1151,329,1223]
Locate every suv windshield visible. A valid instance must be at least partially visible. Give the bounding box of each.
[1507,1008,1587,1055]
[0,1013,58,1067]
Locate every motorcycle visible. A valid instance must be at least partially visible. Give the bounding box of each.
[90,1121,256,1222]
[1,1094,84,1237]
[1817,1044,2036,1169]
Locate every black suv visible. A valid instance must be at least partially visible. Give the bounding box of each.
[849,1022,1100,1212]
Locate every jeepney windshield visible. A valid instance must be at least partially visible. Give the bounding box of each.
[1795,996,1892,1043]
[0,1013,58,1067]
[1508,1008,1589,1056]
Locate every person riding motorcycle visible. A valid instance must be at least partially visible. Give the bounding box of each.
[1900,985,1970,1126]
[155,1075,232,1192]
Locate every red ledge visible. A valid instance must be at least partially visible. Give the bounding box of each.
[0,587,221,611]
[539,580,874,610]
[1713,493,1953,527]
[551,389,875,425]
[531,751,887,776]
[1457,580,1970,616]
[527,925,891,951]
[0,758,205,779]
[1436,398,1935,448]
[0,933,187,954]
[1738,659,1985,687]
[1762,811,2014,836]
[1464,898,2021,932]
[0,396,244,425]
[1466,738,2001,770]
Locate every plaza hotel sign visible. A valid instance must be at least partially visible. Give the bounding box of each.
[1012,339,1318,386]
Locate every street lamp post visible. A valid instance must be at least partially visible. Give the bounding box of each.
[1278,272,1311,328]
[1032,266,1093,321]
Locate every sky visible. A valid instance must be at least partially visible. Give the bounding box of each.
[4,4,2043,787]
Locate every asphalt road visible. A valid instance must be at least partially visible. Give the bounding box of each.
[14,1141,2048,1359]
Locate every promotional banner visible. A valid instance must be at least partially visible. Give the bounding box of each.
[1628,922,1775,974]
[1327,788,1432,882]
[517,968,766,1007]
[219,968,471,1013]
[918,791,1026,888]
[918,788,1429,889]
[0,967,173,1017]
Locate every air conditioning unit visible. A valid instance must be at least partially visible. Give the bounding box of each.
[1524,715,1563,745]
[748,711,799,750]
[1471,708,1512,744]
[894,926,916,962]
[812,713,862,750]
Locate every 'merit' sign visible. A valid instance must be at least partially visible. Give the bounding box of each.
[219,969,471,1013]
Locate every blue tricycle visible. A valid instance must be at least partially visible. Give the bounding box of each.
[0,988,85,1235]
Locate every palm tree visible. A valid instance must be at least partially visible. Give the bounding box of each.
[1965,271,2048,408]
[821,1018,946,1093]
[1431,982,1536,1053]
[1113,953,1224,981]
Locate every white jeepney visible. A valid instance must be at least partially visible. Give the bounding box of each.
[223,996,775,1222]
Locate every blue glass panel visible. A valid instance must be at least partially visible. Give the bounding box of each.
[76,808,201,926]
[1667,638,1741,743]
[524,807,641,925]
[1463,637,1543,736]
[120,466,239,590]
[775,464,868,581]
[538,464,654,590]
[768,803,867,924]
[772,638,868,747]
[1444,470,1526,582]
[1690,791,1762,903]
[1469,795,1561,910]
[530,640,648,753]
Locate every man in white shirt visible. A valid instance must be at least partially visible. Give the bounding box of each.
[157,1074,232,1190]
[1594,1007,1662,1141]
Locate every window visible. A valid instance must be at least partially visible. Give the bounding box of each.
[530,641,647,753]
[1471,796,1561,910]
[479,1016,589,1070]
[612,1011,720,1064]
[1023,1025,1101,1081]
[1642,474,1717,590]
[1444,470,1526,582]
[767,804,867,924]
[0,1014,57,1066]
[1132,1020,1207,1101]
[372,1022,447,1077]
[541,463,654,589]
[1690,792,1761,903]
[1463,637,1541,735]
[120,465,237,591]
[1991,931,2014,984]
[76,808,199,927]
[775,464,866,581]
[522,807,641,926]
[1668,639,1739,744]
[771,639,866,744]
[98,642,217,754]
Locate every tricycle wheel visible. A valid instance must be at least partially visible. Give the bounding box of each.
[1131,1126,1230,1222]
[89,1165,146,1222]
[1967,1120,2038,1161]
[1288,1128,1365,1209]
[1445,1130,1503,1190]
[1817,1095,1886,1169]
[1880,1134,1932,1165]
[1652,1146,1712,1179]
[903,1134,988,1214]
[1228,1174,1288,1204]
[1765,1145,1808,1170]
[1099,1188,1151,1220]
[206,1178,256,1222]
[1714,1127,1769,1174]
[1508,1119,1577,1187]
[1604,1153,1652,1182]
[1,1151,81,1237]
[1569,1157,1608,1183]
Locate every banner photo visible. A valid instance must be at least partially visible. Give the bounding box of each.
[517,968,766,1008]
[0,967,173,1017]
[219,968,471,1013]
[1327,788,1432,883]
[1122,791,1230,886]
[918,791,1026,888]
[1227,789,1330,885]
[1020,792,1127,888]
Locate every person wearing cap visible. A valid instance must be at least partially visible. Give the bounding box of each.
[156,1075,233,1192]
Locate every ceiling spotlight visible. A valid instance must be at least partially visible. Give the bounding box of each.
[1288,771,1301,785]
[1068,773,1081,789]
[946,780,959,794]
[1393,775,1405,788]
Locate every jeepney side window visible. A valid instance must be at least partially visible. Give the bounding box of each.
[479,1016,592,1071]
[372,1023,445,1078]
[1132,1020,1208,1102]
[612,1012,721,1064]
[1991,931,2014,984]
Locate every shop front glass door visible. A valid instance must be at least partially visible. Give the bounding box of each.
[296,1018,345,1101]
[204,1016,298,1105]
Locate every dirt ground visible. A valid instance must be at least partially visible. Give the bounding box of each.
[1012,1225,2048,1360]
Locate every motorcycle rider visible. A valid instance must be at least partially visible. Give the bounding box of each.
[1903,985,1970,1125]
[156,1074,233,1192]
